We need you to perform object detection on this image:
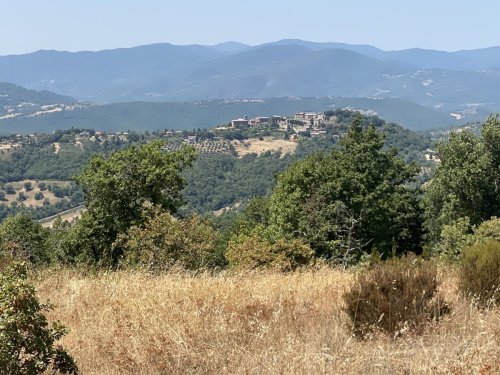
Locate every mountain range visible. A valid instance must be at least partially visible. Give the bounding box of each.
[2,39,500,131]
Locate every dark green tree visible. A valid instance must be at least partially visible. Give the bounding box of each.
[4,185,15,195]
[73,141,196,266]
[269,115,422,262]
[23,181,33,192]
[0,214,49,264]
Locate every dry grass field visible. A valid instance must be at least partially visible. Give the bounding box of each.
[33,268,499,375]
[1,179,70,207]
[233,137,297,158]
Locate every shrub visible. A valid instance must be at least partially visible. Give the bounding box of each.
[435,217,473,259]
[117,208,217,271]
[4,184,15,194]
[34,191,45,200]
[473,217,500,243]
[0,191,5,201]
[38,182,47,191]
[435,216,500,259]
[343,255,449,337]
[459,240,500,307]
[0,263,78,374]
[226,234,314,271]
[17,192,26,202]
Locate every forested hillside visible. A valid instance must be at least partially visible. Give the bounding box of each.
[0,111,433,222]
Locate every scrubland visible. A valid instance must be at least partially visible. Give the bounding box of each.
[33,268,499,375]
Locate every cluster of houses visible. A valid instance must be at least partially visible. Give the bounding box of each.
[74,131,130,148]
[0,138,21,154]
[230,112,328,138]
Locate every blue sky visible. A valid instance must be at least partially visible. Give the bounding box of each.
[1,0,498,55]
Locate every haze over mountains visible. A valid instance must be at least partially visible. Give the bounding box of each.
[2,39,500,133]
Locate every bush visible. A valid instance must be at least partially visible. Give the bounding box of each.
[38,182,47,191]
[117,208,218,271]
[34,191,45,200]
[343,255,449,337]
[459,240,500,307]
[435,217,473,259]
[226,234,314,271]
[474,217,500,243]
[0,263,78,374]
[435,216,500,259]
[4,184,15,195]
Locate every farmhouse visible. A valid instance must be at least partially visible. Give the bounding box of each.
[231,118,250,129]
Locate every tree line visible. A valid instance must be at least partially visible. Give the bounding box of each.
[0,114,497,269]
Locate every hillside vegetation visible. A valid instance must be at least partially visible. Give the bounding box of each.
[0,113,498,374]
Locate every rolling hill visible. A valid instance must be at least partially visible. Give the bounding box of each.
[2,40,500,128]
[0,97,459,135]
[0,82,77,121]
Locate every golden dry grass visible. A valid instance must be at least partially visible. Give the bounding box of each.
[2,179,70,207]
[32,268,499,375]
[233,137,297,158]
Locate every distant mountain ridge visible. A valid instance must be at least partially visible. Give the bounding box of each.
[0,82,77,121]
[2,39,500,126]
[0,82,74,106]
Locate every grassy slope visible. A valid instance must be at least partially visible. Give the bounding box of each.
[33,268,499,374]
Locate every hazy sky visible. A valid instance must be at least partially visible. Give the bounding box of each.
[1,0,498,55]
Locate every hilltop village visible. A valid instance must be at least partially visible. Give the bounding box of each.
[0,109,454,162]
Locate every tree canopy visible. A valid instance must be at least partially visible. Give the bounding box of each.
[423,115,500,241]
[73,141,196,266]
[269,115,423,262]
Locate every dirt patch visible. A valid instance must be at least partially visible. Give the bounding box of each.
[233,137,297,158]
[1,180,70,208]
[40,207,85,228]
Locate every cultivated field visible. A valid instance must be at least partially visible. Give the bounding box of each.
[33,268,499,375]
[233,137,297,158]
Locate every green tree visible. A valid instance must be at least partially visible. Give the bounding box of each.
[24,181,33,192]
[0,214,49,264]
[0,191,5,201]
[0,263,78,374]
[73,141,196,266]
[4,184,15,195]
[269,115,422,262]
[423,115,500,241]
